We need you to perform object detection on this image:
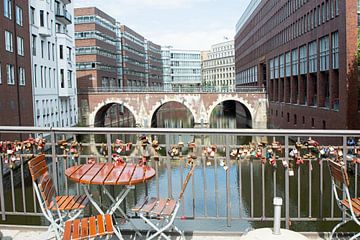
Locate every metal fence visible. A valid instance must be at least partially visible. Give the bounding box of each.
[0,127,359,231]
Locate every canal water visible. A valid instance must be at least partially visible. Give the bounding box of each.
[1,101,358,233]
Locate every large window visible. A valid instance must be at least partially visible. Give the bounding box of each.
[4,0,12,19]
[17,36,24,56]
[30,7,35,25]
[332,32,339,69]
[292,49,298,75]
[18,67,25,86]
[5,31,13,52]
[285,52,291,77]
[6,64,14,85]
[320,36,330,71]
[32,34,37,56]
[0,63,2,84]
[40,10,44,27]
[67,70,72,88]
[309,41,317,73]
[299,45,307,74]
[279,54,285,78]
[15,6,22,26]
[274,57,279,78]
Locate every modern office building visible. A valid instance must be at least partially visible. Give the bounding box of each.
[146,41,163,88]
[235,0,359,129]
[202,40,235,91]
[30,0,77,128]
[168,49,201,90]
[0,0,34,127]
[74,7,118,124]
[119,25,147,88]
[161,46,172,90]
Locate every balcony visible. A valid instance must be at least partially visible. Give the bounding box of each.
[38,26,51,37]
[0,127,359,239]
[61,0,71,4]
[59,87,75,97]
[55,8,72,25]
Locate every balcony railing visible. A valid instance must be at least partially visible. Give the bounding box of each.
[0,127,359,233]
[55,8,72,25]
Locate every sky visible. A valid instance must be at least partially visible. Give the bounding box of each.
[74,0,252,51]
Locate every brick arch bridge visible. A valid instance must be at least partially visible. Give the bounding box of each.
[79,92,268,128]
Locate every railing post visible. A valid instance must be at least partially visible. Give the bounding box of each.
[225,135,231,227]
[165,133,172,199]
[106,133,112,163]
[51,130,58,193]
[285,135,290,229]
[0,156,5,220]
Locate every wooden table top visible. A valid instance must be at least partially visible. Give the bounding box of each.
[65,163,156,186]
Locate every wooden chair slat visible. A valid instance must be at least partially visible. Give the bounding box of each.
[62,195,81,210]
[328,161,350,186]
[59,196,74,211]
[140,197,158,213]
[89,216,97,238]
[104,214,114,234]
[28,154,45,167]
[130,165,145,185]
[117,165,136,185]
[132,197,148,212]
[104,165,126,185]
[179,164,195,200]
[91,163,114,184]
[97,214,105,236]
[161,199,177,216]
[63,220,72,240]
[44,187,55,208]
[72,219,80,240]
[72,195,88,210]
[151,199,167,215]
[30,165,48,181]
[80,218,89,238]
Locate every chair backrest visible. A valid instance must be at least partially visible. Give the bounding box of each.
[328,160,350,187]
[178,162,196,201]
[28,154,56,209]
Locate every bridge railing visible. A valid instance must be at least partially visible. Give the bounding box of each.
[0,127,359,232]
[78,86,266,94]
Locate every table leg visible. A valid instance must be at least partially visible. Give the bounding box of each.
[83,185,105,215]
[102,185,142,236]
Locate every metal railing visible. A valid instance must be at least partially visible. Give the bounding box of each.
[79,86,266,94]
[0,127,359,232]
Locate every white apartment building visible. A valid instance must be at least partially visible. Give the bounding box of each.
[202,40,235,92]
[30,0,78,127]
[166,49,201,91]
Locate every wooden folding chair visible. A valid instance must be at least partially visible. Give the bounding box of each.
[132,161,196,240]
[29,154,123,240]
[327,160,360,240]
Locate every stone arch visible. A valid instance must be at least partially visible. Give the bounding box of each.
[89,98,139,127]
[207,96,255,128]
[147,98,198,128]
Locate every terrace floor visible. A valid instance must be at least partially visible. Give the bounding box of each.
[0,224,341,240]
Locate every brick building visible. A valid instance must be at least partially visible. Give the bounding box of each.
[119,25,147,88]
[235,0,359,129]
[0,0,33,126]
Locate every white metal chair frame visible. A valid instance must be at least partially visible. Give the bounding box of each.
[135,162,195,240]
[29,156,85,239]
[327,160,360,240]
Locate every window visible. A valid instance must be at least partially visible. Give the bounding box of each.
[32,34,37,56]
[59,45,63,59]
[274,57,279,78]
[34,64,37,87]
[320,36,329,71]
[4,0,12,19]
[67,70,72,88]
[48,42,51,60]
[299,45,307,74]
[41,40,44,58]
[40,10,44,27]
[15,6,22,26]
[285,52,291,77]
[6,64,14,85]
[279,54,285,78]
[0,63,2,84]
[309,41,317,73]
[67,47,72,61]
[18,67,25,85]
[335,0,339,16]
[292,49,298,75]
[5,31,13,52]
[60,69,64,88]
[332,32,339,69]
[30,7,35,25]
[52,44,55,61]
[17,36,24,56]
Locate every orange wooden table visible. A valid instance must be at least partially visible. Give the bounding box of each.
[65,163,156,238]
